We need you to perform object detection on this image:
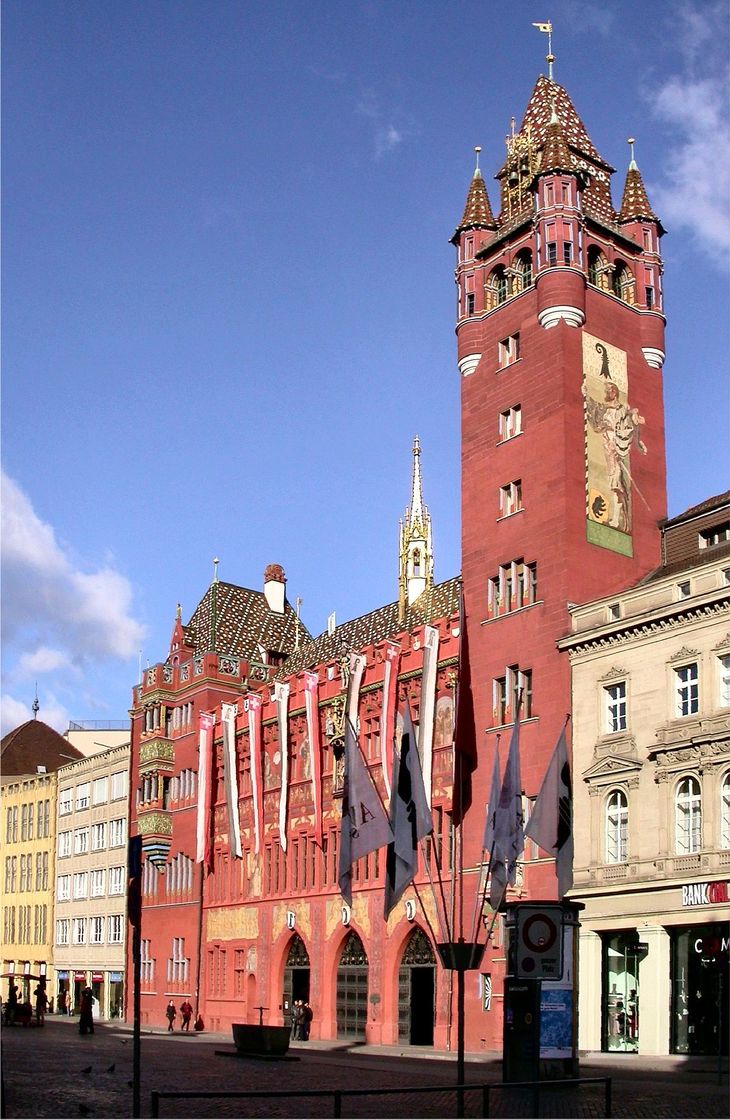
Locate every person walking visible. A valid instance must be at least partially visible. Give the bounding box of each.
[5,982,18,1025]
[79,987,95,1035]
[165,1000,177,1032]
[180,999,193,1031]
[302,1002,313,1041]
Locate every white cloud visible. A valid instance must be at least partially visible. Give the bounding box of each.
[375,125,402,159]
[356,88,411,159]
[1,469,145,685]
[647,3,730,265]
[16,646,75,676]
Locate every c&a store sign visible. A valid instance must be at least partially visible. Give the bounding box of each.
[681,880,729,907]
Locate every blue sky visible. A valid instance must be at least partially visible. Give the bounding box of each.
[2,0,729,733]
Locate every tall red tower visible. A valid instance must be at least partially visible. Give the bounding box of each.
[454,72,668,1045]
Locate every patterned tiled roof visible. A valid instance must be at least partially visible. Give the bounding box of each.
[539,118,574,174]
[495,75,618,228]
[619,165,659,224]
[453,169,496,239]
[279,576,462,678]
[184,580,311,660]
[1,720,83,780]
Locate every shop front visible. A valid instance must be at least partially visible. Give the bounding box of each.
[73,970,87,1013]
[602,932,647,1052]
[109,972,124,1019]
[671,921,728,1055]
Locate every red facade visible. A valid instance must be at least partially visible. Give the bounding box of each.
[127,70,669,1053]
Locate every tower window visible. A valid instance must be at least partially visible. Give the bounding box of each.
[486,267,508,309]
[412,549,421,577]
[487,559,537,618]
[547,242,558,266]
[514,250,533,291]
[645,287,654,309]
[563,242,573,265]
[613,262,635,304]
[493,665,533,725]
[466,293,475,315]
[498,405,522,442]
[498,333,520,367]
[499,479,523,518]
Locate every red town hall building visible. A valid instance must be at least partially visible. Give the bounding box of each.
[127,67,668,1051]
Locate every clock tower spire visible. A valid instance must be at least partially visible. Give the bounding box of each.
[398,436,434,619]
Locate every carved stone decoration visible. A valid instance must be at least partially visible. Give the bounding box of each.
[598,666,629,682]
[138,811,173,837]
[668,646,701,663]
[712,632,730,653]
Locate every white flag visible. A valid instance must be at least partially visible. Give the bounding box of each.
[274,681,290,850]
[489,716,524,909]
[482,740,502,854]
[525,726,573,899]
[221,703,243,859]
[533,21,552,33]
[338,719,393,906]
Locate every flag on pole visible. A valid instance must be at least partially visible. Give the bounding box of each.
[301,671,323,848]
[246,693,264,855]
[338,719,393,907]
[196,711,215,868]
[380,641,400,798]
[533,21,552,32]
[346,651,366,729]
[452,594,477,826]
[525,726,573,899]
[384,703,433,920]
[482,739,502,854]
[419,625,439,808]
[222,703,243,859]
[274,681,290,850]
[489,714,524,909]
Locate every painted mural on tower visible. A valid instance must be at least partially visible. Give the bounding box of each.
[582,331,647,555]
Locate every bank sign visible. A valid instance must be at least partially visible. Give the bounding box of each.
[681,880,729,907]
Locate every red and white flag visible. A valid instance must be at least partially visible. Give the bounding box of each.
[419,625,439,807]
[380,641,400,798]
[196,711,215,868]
[222,703,243,859]
[246,693,264,855]
[274,681,290,850]
[301,671,323,848]
[346,652,367,729]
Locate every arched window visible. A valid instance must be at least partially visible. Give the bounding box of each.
[587,246,610,289]
[605,789,628,863]
[486,267,508,310]
[613,262,635,305]
[514,250,533,292]
[721,772,730,849]
[676,776,702,854]
[412,549,421,577]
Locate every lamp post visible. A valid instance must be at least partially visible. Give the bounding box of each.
[437,939,485,1118]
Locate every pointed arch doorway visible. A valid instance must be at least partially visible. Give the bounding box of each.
[398,927,436,1045]
[283,934,310,1010]
[336,931,369,1040]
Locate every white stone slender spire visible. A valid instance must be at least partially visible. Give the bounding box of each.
[398,436,434,617]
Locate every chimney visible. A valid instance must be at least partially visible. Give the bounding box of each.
[263,563,287,614]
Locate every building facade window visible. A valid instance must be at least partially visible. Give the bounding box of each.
[90,869,105,897]
[604,681,627,733]
[73,872,88,900]
[719,655,730,708]
[58,830,72,858]
[141,939,154,985]
[57,874,70,901]
[167,937,189,985]
[109,866,125,895]
[93,776,108,805]
[59,788,73,816]
[676,776,702,854]
[499,479,523,518]
[499,404,522,441]
[498,333,520,367]
[109,818,126,847]
[487,559,537,618]
[674,663,699,717]
[73,917,87,945]
[108,914,124,943]
[56,918,70,946]
[74,828,89,855]
[91,823,106,851]
[493,666,533,724]
[75,783,90,810]
[721,773,730,849]
[605,789,628,863]
[110,771,127,800]
[90,916,104,944]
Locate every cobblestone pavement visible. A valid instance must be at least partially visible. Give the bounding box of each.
[1,1016,727,1119]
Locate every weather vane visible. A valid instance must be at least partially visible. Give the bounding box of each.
[533,20,554,80]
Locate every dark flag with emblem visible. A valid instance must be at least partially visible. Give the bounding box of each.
[384,703,433,920]
[525,726,573,899]
[338,719,393,907]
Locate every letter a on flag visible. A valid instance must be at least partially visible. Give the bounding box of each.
[525,726,573,899]
[384,703,433,920]
[338,719,393,907]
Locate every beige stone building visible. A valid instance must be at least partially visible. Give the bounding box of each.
[54,742,130,1019]
[560,493,730,1056]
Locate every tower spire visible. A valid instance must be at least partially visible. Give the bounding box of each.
[398,437,434,620]
[619,137,662,226]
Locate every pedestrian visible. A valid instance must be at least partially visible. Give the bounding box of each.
[193,1013,204,1032]
[34,982,48,1027]
[302,1002,313,1041]
[293,999,304,1041]
[5,982,18,1025]
[289,999,298,1039]
[79,987,95,1035]
[165,1000,177,1032]
[180,999,193,1031]
[58,990,67,1016]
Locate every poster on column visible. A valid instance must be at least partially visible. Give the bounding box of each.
[540,925,574,1058]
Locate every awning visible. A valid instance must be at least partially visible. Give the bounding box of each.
[74,972,86,981]
[91,973,104,983]
[57,971,69,979]
[109,972,123,982]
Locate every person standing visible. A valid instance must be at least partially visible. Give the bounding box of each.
[165,1000,177,1032]
[34,983,48,1027]
[179,999,193,1031]
[5,982,18,1025]
[302,1002,313,1041]
[79,987,95,1035]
